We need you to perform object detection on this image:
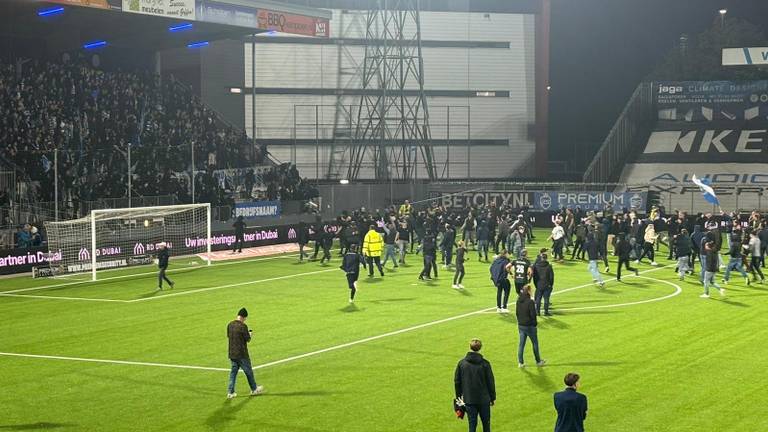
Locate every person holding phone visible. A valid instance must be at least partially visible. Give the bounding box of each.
[226,308,264,399]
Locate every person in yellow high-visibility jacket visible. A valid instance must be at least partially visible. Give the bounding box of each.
[398,200,412,217]
[363,225,385,277]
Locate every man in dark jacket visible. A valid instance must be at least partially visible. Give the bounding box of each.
[441,223,457,268]
[477,220,490,261]
[615,234,638,282]
[515,285,545,367]
[554,373,588,432]
[226,308,264,398]
[533,253,555,316]
[340,244,366,303]
[702,241,724,298]
[674,229,693,280]
[454,338,496,432]
[419,230,438,280]
[689,225,705,274]
[232,215,246,253]
[583,233,605,288]
[156,242,174,291]
[490,250,512,313]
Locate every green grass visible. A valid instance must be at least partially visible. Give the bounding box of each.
[1,229,767,431]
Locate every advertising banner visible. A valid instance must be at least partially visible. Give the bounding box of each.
[197,1,256,28]
[0,247,62,275]
[122,0,195,19]
[256,8,329,37]
[438,191,534,209]
[655,81,768,123]
[534,192,646,212]
[234,201,281,219]
[722,47,768,66]
[46,0,121,10]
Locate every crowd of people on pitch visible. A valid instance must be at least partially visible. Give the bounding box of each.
[295,200,768,305]
[0,56,259,211]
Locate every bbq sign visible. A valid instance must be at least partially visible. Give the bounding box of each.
[256,9,329,37]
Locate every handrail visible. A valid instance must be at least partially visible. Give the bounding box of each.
[582,82,654,183]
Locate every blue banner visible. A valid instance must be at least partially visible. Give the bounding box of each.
[534,192,646,212]
[234,201,281,219]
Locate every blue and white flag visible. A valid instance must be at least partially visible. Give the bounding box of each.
[691,174,719,205]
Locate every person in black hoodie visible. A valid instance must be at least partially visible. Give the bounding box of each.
[441,223,457,268]
[453,240,468,289]
[297,221,309,262]
[156,242,174,291]
[674,229,693,281]
[690,225,705,275]
[319,229,334,264]
[419,230,438,280]
[454,338,495,432]
[516,285,545,368]
[533,253,555,316]
[615,233,639,282]
[340,244,366,303]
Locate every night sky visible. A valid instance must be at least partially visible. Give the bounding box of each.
[549,0,768,170]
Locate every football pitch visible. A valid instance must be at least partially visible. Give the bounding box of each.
[1,229,766,432]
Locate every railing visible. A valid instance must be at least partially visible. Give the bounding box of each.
[582,82,655,183]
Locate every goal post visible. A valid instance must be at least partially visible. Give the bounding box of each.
[44,203,211,280]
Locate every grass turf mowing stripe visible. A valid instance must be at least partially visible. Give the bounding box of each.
[0,274,682,374]
[0,293,131,303]
[1,252,301,294]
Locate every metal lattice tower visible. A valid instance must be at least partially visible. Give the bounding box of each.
[346,0,435,180]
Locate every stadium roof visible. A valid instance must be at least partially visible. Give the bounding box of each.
[0,0,332,54]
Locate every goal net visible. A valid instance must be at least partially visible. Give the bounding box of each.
[43,203,211,280]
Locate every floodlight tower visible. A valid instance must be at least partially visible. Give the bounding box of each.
[346,0,436,181]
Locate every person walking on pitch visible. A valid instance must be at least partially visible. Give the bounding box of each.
[340,244,366,303]
[533,253,555,316]
[748,231,765,283]
[702,241,724,298]
[722,231,750,286]
[490,250,513,313]
[453,240,468,289]
[226,308,264,398]
[232,215,246,253]
[515,285,545,368]
[454,338,496,432]
[615,233,639,282]
[363,225,385,277]
[512,249,532,295]
[583,233,605,288]
[156,242,174,291]
[554,373,588,432]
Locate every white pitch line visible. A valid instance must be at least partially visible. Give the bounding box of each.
[0,352,228,372]
[1,251,302,295]
[0,293,130,303]
[127,268,338,303]
[0,267,683,373]
[556,276,682,311]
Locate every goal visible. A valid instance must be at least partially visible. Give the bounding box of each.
[44,203,211,280]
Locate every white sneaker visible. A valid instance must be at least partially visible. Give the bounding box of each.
[604,266,610,273]
[536,359,547,367]
[634,260,640,264]
[500,308,510,314]
[719,288,726,297]
[227,393,237,399]
[496,308,503,313]
[250,386,264,396]
[452,284,460,289]
[699,293,710,298]
[651,261,658,266]
[518,363,525,368]
[458,284,465,289]
[349,298,354,303]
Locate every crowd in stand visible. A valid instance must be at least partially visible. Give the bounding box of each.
[0,56,317,241]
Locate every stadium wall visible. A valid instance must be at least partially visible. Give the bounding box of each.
[201,9,537,179]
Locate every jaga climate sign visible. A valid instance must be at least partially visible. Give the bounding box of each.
[123,0,195,19]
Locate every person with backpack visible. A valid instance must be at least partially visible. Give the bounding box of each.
[490,250,513,314]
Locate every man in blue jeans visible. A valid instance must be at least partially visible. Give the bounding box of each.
[226,307,264,399]
[515,285,546,368]
[454,338,496,432]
